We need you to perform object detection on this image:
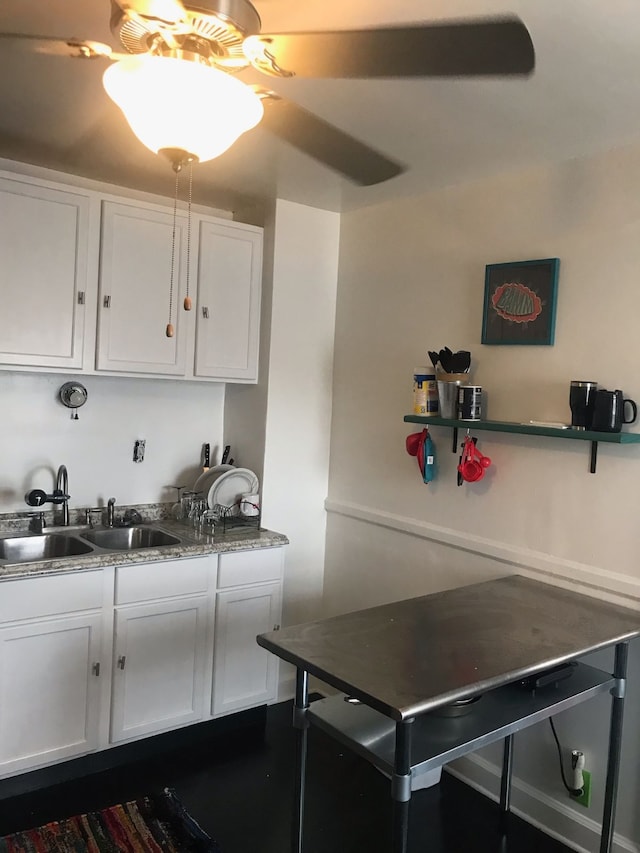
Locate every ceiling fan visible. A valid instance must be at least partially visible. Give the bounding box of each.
[0,0,535,185]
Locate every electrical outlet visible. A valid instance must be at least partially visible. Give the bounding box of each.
[133,439,146,463]
[573,770,592,808]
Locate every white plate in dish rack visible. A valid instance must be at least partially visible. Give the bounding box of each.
[207,468,259,512]
[192,464,233,494]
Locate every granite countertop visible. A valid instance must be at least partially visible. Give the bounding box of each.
[0,505,288,580]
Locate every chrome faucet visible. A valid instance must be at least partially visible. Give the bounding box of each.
[107,497,116,528]
[55,465,70,526]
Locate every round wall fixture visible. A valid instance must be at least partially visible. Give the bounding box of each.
[59,382,88,418]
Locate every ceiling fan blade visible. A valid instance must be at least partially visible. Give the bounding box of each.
[244,16,534,79]
[259,96,404,186]
[0,33,116,59]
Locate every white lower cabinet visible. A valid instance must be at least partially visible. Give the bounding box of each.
[0,571,106,777]
[110,596,210,743]
[110,555,213,743]
[0,545,285,777]
[213,582,282,717]
[213,547,284,717]
[0,615,104,775]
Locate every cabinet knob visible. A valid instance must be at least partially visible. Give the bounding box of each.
[92,662,101,677]
[117,655,126,670]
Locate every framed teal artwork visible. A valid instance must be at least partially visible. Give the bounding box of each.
[481,258,560,345]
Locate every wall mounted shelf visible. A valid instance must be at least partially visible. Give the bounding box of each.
[403,415,640,473]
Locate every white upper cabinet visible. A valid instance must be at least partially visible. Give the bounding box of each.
[195,219,262,382]
[0,163,263,383]
[0,176,89,369]
[96,201,189,376]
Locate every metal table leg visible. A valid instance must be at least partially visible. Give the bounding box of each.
[292,668,309,853]
[392,718,414,853]
[498,733,514,838]
[500,734,514,814]
[600,642,628,853]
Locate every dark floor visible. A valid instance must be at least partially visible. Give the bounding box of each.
[0,698,572,853]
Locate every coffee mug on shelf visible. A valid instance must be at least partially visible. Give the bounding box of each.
[590,389,637,433]
[569,380,598,430]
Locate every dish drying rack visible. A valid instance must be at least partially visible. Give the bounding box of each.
[212,502,261,534]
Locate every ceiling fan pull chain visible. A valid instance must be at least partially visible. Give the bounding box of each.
[183,160,193,312]
[166,167,180,338]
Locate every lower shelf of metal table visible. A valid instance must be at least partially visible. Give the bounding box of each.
[307,663,614,778]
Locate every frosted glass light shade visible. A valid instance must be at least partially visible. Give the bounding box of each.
[103,55,264,162]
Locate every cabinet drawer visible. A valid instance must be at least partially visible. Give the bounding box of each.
[115,556,211,604]
[0,570,103,623]
[217,547,284,589]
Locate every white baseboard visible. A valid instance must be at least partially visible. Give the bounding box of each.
[446,754,638,853]
[277,673,296,703]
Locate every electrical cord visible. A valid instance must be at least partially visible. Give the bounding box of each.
[549,717,583,795]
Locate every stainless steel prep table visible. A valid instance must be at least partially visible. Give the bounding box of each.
[257,575,640,853]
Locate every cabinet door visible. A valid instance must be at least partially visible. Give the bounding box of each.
[111,596,208,743]
[97,201,189,375]
[0,177,88,368]
[213,582,281,716]
[0,613,103,775]
[194,220,262,382]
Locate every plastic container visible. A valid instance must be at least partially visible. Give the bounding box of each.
[413,367,438,416]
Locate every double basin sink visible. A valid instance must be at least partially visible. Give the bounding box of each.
[0,525,182,566]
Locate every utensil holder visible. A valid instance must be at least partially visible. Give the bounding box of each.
[436,372,469,419]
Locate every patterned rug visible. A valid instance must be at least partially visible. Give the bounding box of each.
[0,788,220,853]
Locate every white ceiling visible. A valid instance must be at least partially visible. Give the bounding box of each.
[1,0,640,213]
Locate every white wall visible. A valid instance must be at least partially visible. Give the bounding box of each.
[325,138,640,851]
[0,371,225,513]
[260,199,340,629]
[224,201,275,484]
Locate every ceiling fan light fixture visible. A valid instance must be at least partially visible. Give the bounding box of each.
[102,54,264,162]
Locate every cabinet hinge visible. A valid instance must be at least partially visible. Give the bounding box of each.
[117,655,126,670]
[202,306,209,319]
[77,291,85,305]
[103,295,111,309]
[92,662,100,677]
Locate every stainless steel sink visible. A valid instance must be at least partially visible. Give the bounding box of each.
[81,525,180,551]
[0,533,94,563]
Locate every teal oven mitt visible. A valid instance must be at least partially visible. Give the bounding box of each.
[423,430,435,483]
